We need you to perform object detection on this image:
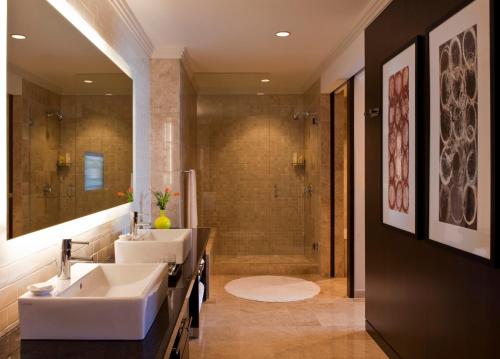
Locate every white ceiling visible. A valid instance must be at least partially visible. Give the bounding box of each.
[7,0,131,95]
[126,0,375,94]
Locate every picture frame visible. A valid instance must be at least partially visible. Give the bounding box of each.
[427,0,492,259]
[381,38,420,234]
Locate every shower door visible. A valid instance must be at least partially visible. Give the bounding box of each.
[268,102,306,257]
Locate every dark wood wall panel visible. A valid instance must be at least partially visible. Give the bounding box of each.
[365,0,499,358]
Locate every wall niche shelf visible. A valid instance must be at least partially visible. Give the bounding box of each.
[57,162,72,168]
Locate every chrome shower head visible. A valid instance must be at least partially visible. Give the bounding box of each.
[293,111,308,120]
[292,111,319,124]
[47,111,64,121]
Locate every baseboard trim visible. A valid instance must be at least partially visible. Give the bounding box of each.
[354,290,365,298]
[213,261,318,275]
[366,319,402,359]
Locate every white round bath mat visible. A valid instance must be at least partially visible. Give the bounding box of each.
[224,276,320,302]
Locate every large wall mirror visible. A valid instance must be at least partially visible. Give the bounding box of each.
[6,0,133,239]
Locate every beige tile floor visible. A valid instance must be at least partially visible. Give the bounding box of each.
[190,275,388,359]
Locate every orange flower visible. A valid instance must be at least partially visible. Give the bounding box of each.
[165,187,172,193]
[117,191,125,197]
[174,192,180,196]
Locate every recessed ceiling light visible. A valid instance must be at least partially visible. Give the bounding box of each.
[261,79,270,83]
[83,80,93,84]
[275,31,290,37]
[257,92,265,96]
[105,93,113,96]
[11,34,27,40]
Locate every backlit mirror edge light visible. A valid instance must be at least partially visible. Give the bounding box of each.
[1,0,7,244]
[1,0,135,265]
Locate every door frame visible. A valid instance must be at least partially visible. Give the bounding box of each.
[330,77,356,298]
[7,95,13,239]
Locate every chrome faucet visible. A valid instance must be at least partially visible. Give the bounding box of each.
[131,211,150,240]
[58,239,93,280]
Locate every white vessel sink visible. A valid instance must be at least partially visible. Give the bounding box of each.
[19,263,168,340]
[114,229,192,264]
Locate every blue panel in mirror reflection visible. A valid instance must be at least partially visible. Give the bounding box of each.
[84,152,104,191]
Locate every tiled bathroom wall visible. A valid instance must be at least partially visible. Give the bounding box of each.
[180,65,198,173]
[150,59,197,226]
[197,95,306,257]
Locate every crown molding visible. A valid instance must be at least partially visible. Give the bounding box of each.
[151,46,186,59]
[108,0,154,57]
[180,50,195,82]
[301,0,393,93]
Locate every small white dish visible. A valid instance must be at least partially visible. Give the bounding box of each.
[28,282,54,296]
[118,234,132,241]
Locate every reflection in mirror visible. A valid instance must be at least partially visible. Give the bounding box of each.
[7,0,133,239]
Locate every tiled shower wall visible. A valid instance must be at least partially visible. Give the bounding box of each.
[197,95,306,256]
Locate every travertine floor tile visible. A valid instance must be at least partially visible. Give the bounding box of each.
[190,275,387,359]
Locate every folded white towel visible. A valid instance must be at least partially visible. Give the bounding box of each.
[198,282,205,312]
[187,170,198,228]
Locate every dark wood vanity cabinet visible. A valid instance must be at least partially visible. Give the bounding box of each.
[188,254,208,339]
[170,311,191,359]
[169,252,209,359]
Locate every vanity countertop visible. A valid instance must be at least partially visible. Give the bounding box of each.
[0,227,212,359]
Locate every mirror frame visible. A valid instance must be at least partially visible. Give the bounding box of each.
[0,0,135,263]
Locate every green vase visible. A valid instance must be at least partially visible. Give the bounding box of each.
[154,209,171,229]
